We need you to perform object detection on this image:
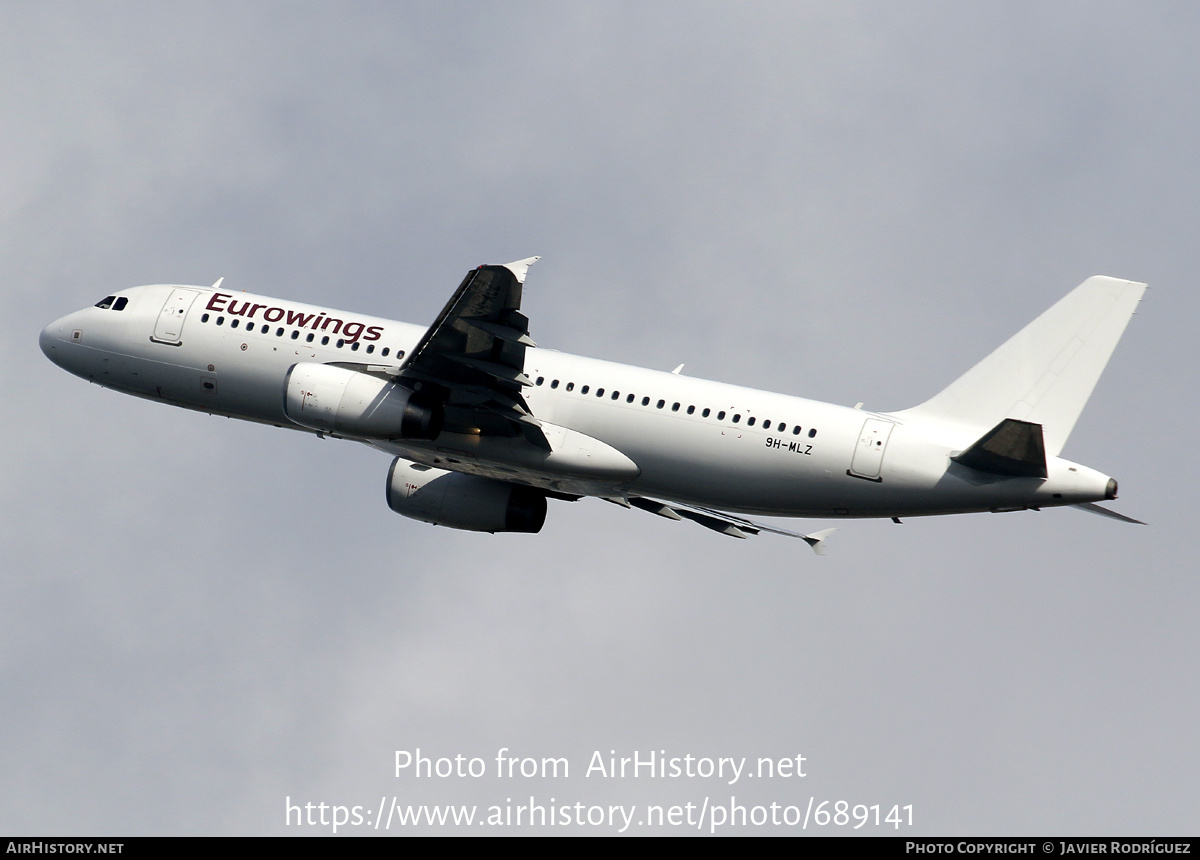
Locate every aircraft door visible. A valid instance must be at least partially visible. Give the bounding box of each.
[151,288,201,345]
[848,418,894,481]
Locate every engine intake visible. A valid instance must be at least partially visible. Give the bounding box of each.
[386,457,546,533]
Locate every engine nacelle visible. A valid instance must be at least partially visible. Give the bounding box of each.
[284,363,441,440]
[386,457,546,533]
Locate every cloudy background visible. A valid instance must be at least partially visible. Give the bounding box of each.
[3,2,1196,835]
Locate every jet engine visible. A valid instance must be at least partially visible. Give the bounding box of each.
[284,363,441,440]
[386,457,547,533]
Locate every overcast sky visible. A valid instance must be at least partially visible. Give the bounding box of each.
[3,2,1197,835]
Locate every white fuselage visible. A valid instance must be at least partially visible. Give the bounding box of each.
[40,283,1116,520]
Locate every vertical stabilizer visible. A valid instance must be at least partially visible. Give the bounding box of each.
[898,276,1146,456]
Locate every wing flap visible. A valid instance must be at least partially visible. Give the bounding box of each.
[462,317,537,347]
[397,258,541,438]
[444,353,534,387]
[621,496,835,554]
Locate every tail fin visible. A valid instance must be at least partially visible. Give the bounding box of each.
[898,276,1146,456]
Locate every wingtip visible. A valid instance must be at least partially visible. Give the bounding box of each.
[802,528,837,556]
[502,256,541,284]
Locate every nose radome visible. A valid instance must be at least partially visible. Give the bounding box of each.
[39,319,62,363]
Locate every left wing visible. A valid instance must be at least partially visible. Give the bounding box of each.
[607,496,837,554]
[395,257,548,447]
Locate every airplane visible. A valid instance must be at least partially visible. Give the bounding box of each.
[39,258,1146,553]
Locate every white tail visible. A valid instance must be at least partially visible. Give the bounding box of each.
[899,276,1146,456]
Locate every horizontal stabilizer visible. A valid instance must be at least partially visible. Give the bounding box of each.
[952,418,1047,478]
[1072,502,1146,525]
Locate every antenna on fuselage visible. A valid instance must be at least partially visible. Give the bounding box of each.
[211,277,224,290]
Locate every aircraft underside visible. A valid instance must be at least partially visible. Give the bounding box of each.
[40,260,1145,549]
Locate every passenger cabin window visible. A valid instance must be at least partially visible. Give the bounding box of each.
[581,385,589,394]
[808,428,817,438]
[551,380,559,389]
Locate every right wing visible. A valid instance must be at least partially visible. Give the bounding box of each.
[396,257,549,447]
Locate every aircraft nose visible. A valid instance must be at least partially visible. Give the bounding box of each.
[39,318,65,365]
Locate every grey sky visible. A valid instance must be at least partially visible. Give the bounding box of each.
[3,2,1196,834]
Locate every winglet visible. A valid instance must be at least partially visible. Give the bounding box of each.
[802,528,837,556]
[501,257,541,284]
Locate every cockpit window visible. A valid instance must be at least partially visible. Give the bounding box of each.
[113,296,128,311]
[95,296,115,309]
